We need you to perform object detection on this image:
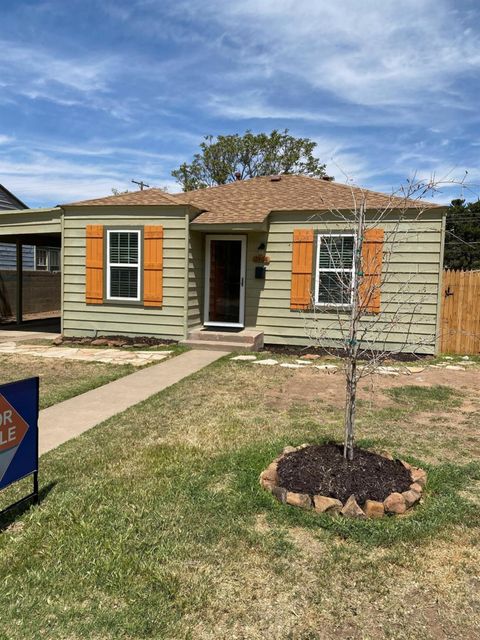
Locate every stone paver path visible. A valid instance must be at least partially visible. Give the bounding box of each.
[230,354,478,375]
[0,341,173,366]
[39,349,229,455]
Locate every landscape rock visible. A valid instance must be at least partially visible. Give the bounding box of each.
[282,445,297,455]
[380,451,394,461]
[462,355,470,360]
[313,495,343,514]
[410,467,427,487]
[405,366,425,374]
[400,460,412,471]
[364,500,385,518]
[260,462,278,485]
[341,495,366,518]
[230,355,257,361]
[410,482,423,494]
[402,489,421,508]
[52,336,63,346]
[271,486,287,503]
[377,367,400,377]
[300,354,321,360]
[286,491,312,509]
[252,359,278,366]
[91,338,110,346]
[384,492,407,514]
[445,365,465,371]
[107,339,128,347]
[294,360,311,365]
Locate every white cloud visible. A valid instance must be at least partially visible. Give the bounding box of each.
[204,0,480,109]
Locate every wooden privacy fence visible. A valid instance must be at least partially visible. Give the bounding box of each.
[440,270,480,354]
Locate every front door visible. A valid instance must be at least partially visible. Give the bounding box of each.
[204,235,246,327]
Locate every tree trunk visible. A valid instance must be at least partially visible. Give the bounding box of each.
[343,358,357,460]
[343,202,365,460]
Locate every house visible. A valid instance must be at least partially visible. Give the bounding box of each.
[0,184,35,270]
[0,175,446,352]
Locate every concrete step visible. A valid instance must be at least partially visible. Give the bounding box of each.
[180,339,256,352]
[187,329,264,350]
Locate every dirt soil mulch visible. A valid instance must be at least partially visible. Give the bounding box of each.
[277,443,412,505]
[265,343,432,362]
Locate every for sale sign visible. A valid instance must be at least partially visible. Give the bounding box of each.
[0,377,38,493]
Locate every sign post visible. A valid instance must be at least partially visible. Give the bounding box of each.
[0,377,39,516]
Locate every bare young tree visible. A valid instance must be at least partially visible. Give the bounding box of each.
[303,174,463,461]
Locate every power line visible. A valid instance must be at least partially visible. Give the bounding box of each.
[445,229,480,248]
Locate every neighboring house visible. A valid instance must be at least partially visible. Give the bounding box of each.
[0,175,446,352]
[0,184,35,270]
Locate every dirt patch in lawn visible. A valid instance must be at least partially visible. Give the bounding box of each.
[266,365,480,411]
[277,443,412,504]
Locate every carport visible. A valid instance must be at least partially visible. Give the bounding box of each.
[0,207,63,326]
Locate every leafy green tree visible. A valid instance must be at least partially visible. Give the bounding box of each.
[172,130,327,191]
[444,199,480,270]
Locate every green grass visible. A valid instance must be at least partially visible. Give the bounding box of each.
[386,384,464,411]
[0,359,479,638]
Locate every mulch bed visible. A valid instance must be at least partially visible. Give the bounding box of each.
[277,443,412,505]
[61,335,176,347]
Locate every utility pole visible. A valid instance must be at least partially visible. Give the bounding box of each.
[131,179,150,191]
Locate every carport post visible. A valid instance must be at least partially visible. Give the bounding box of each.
[16,239,23,325]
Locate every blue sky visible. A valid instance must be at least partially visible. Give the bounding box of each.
[0,0,479,207]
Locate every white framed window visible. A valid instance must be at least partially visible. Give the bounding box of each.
[106,230,141,301]
[314,233,356,307]
[36,247,60,272]
[49,249,60,272]
[36,248,48,271]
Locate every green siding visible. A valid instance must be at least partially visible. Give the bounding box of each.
[187,231,204,329]
[62,206,187,339]
[249,211,444,354]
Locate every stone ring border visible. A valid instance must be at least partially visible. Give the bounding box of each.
[259,445,427,518]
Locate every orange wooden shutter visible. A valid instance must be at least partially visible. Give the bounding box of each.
[290,229,314,310]
[85,225,104,304]
[359,228,384,313]
[144,225,163,307]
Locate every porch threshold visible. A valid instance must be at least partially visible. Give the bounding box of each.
[180,327,264,352]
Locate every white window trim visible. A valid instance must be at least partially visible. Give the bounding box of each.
[314,233,356,308]
[106,229,141,302]
[35,246,61,272]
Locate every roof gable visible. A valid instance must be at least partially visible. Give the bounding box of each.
[63,188,184,207]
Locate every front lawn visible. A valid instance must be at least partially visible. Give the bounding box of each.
[0,358,479,639]
[0,355,137,409]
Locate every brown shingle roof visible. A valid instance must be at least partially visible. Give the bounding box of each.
[171,175,441,225]
[63,188,183,207]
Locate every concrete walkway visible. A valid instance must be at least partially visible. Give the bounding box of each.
[39,349,228,455]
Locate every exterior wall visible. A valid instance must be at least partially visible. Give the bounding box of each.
[0,244,35,270]
[62,205,189,340]
[0,186,27,211]
[250,211,444,354]
[0,270,61,320]
[187,231,204,329]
